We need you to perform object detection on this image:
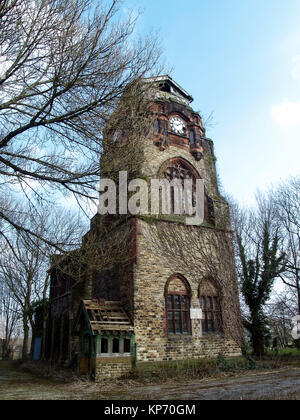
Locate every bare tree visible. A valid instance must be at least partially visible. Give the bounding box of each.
[267,289,296,349]
[0,284,21,359]
[272,177,300,314]
[0,206,86,360]
[0,0,162,245]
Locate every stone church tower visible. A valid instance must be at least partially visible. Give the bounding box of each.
[47,76,242,379]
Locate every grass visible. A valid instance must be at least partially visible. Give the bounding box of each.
[126,348,300,384]
[18,355,267,388]
[127,355,272,384]
[7,354,300,400]
[266,347,300,357]
[19,360,82,383]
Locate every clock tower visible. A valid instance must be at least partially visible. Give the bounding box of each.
[48,75,242,379]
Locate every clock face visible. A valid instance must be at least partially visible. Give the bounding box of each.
[170,116,186,135]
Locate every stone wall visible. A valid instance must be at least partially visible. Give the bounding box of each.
[95,357,133,381]
[136,335,240,364]
[133,219,242,363]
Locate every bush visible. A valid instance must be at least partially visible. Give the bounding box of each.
[216,354,230,371]
[131,354,263,384]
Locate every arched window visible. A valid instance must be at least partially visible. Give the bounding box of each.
[163,158,198,215]
[154,118,160,133]
[159,158,215,224]
[199,279,221,334]
[165,276,191,335]
[189,130,195,145]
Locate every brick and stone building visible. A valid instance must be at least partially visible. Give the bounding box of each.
[46,76,242,380]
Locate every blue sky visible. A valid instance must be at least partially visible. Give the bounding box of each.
[124,0,300,205]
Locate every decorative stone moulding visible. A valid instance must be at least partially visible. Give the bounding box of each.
[159,143,168,151]
[154,132,169,151]
[190,142,204,161]
[153,135,162,148]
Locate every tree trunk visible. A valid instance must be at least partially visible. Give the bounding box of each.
[22,319,29,361]
[251,317,266,357]
[29,315,35,359]
[41,319,47,361]
[30,331,35,359]
[252,332,265,357]
[2,340,9,360]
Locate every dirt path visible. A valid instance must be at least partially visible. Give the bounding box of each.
[0,361,300,400]
[0,361,85,400]
[117,369,300,400]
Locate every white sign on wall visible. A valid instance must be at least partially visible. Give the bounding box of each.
[190,308,203,320]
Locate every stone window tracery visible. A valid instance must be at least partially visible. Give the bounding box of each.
[161,158,215,225]
[163,160,198,213]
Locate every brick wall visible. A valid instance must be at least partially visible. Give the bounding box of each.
[95,357,133,381]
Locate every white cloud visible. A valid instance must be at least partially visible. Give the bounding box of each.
[59,194,79,208]
[10,177,42,195]
[292,55,300,80]
[59,194,98,217]
[271,100,300,126]
[0,56,12,80]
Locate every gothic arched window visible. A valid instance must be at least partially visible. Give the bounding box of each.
[160,158,215,225]
[165,276,191,335]
[163,159,198,215]
[199,279,221,334]
[163,159,197,184]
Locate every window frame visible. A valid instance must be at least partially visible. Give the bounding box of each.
[98,334,133,358]
[200,294,221,334]
[165,275,191,336]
